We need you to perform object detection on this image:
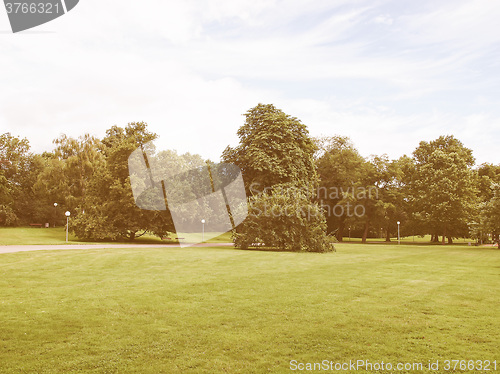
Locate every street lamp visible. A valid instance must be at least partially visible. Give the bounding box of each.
[201,219,205,242]
[397,221,401,245]
[53,203,58,228]
[65,211,71,243]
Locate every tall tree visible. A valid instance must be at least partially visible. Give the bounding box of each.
[224,104,331,251]
[315,136,365,240]
[410,136,478,244]
[71,122,166,240]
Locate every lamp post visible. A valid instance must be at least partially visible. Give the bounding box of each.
[53,203,58,228]
[348,227,351,242]
[65,211,71,243]
[397,221,401,245]
[201,219,205,242]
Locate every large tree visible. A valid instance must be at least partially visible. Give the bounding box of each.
[315,136,366,241]
[410,135,478,244]
[71,122,175,240]
[224,104,331,252]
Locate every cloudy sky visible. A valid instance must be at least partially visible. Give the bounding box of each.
[1,0,499,164]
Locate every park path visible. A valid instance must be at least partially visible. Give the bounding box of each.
[0,242,234,254]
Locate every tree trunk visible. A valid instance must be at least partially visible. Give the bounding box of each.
[447,236,453,244]
[385,227,391,242]
[362,220,370,244]
[336,219,345,242]
[441,228,446,245]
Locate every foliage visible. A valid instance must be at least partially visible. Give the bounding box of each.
[314,136,366,240]
[479,183,500,242]
[0,133,43,225]
[71,122,176,241]
[224,104,331,251]
[233,184,335,252]
[409,135,479,243]
[222,103,318,194]
[31,134,104,227]
[476,163,500,202]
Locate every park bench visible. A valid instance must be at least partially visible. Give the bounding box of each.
[29,223,43,228]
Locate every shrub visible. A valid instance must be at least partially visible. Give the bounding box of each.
[233,184,335,252]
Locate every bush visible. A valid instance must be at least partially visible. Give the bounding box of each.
[233,184,335,252]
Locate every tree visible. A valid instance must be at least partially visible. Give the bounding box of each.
[476,163,500,202]
[33,134,104,224]
[475,164,500,244]
[71,122,176,240]
[224,104,332,252]
[355,155,395,244]
[222,103,318,195]
[410,136,478,244]
[0,133,44,225]
[480,183,500,245]
[0,169,17,225]
[315,136,366,241]
[367,155,409,242]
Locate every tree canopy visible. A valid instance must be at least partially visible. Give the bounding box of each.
[222,103,318,195]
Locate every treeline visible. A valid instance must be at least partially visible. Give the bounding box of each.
[1,103,500,246]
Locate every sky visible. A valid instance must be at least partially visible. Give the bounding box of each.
[1,0,499,165]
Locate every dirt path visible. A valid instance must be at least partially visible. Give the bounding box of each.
[0,242,234,254]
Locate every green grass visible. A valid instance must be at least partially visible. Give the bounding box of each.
[0,244,499,373]
[0,227,232,245]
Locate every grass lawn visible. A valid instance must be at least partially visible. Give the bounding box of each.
[0,227,232,245]
[0,244,499,373]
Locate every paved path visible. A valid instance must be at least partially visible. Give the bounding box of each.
[0,242,234,254]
